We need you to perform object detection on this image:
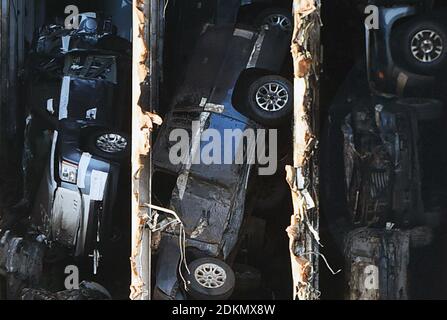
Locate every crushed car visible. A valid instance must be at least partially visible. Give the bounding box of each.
[366,0,447,97]
[0,11,132,294]
[323,0,447,299]
[28,13,131,274]
[151,15,293,300]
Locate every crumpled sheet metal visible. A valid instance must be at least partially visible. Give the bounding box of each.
[344,228,410,300]
[287,0,321,300]
[291,0,320,167]
[0,231,45,299]
[22,281,112,300]
[130,0,162,300]
[292,0,316,78]
[286,166,320,300]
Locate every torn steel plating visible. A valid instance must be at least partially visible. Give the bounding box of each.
[130,0,162,300]
[287,0,321,300]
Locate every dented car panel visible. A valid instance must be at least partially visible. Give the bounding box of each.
[26,15,131,269]
[152,23,291,299]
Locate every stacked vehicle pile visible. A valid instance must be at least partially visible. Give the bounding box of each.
[325,0,447,299]
[1,12,131,299]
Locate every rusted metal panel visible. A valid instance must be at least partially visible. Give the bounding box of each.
[287,0,321,300]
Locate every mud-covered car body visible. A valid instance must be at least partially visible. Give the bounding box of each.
[324,64,443,249]
[152,23,290,299]
[27,15,131,267]
[342,97,424,227]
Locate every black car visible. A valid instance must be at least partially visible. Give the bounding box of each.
[25,13,131,274]
[152,20,292,300]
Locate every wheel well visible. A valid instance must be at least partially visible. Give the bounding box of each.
[79,125,111,149]
[389,14,419,67]
[390,12,447,68]
[391,14,417,33]
[80,125,109,138]
[237,3,270,25]
[237,2,292,25]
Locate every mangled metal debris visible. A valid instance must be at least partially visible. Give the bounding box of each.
[0,231,45,299]
[345,227,410,300]
[287,0,321,300]
[21,281,111,300]
[130,0,163,301]
[342,100,424,227]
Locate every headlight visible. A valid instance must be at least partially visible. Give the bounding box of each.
[61,161,78,184]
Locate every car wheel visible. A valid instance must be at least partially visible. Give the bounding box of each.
[85,129,130,162]
[394,18,447,75]
[246,75,293,126]
[186,258,235,300]
[256,8,293,32]
[396,98,444,121]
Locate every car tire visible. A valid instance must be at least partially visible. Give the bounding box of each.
[85,129,130,162]
[246,75,293,126]
[394,18,447,75]
[396,98,444,121]
[255,8,293,32]
[186,258,235,300]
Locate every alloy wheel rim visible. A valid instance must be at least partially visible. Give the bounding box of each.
[96,133,128,153]
[411,29,443,63]
[194,263,227,289]
[255,82,289,112]
[263,14,292,31]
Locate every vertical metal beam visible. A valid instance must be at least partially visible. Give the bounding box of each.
[130,0,163,301]
[131,0,151,300]
[287,0,321,300]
